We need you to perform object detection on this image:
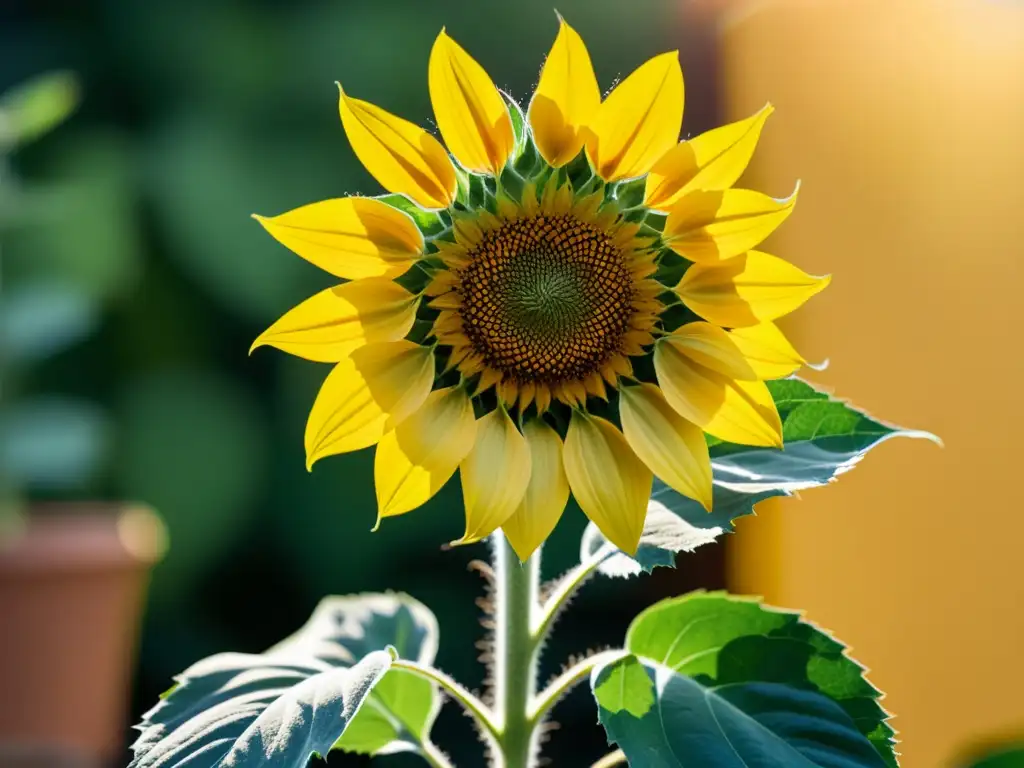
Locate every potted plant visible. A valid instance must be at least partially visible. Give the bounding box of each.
[0,73,166,767]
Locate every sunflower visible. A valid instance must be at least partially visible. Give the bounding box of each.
[251,18,829,560]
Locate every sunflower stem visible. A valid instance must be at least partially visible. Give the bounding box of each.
[492,532,540,768]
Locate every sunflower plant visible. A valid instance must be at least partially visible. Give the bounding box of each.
[131,17,931,768]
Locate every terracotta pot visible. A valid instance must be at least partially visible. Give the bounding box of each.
[0,504,166,766]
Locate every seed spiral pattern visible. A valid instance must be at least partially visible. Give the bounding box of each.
[456,214,634,385]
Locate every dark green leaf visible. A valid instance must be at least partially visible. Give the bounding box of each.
[963,744,1024,768]
[593,659,887,768]
[131,594,440,767]
[0,72,79,148]
[623,592,897,765]
[583,378,936,576]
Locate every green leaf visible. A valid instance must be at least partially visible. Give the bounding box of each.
[376,193,446,238]
[623,592,897,766]
[593,659,888,768]
[708,378,936,487]
[274,593,441,757]
[1,283,98,365]
[582,378,936,576]
[1,397,110,490]
[312,596,441,757]
[592,655,655,718]
[6,132,142,301]
[132,594,440,767]
[132,650,392,768]
[0,72,79,148]
[964,744,1024,768]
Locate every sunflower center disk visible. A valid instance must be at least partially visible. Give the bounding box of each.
[458,214,634,385]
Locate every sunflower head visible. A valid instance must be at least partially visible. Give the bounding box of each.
[251,17,830,560]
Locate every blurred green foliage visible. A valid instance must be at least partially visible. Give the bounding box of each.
[2,1,720,763]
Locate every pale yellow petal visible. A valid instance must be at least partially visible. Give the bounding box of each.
[563,412,653,555]
[663,322,757,380]
[619,383,712,511]
[676,250,831,327]
[338,89,457,210]
[456,408,531,544]
[501,419,570,561]
[654,341,782,447]
[429,29,514,175]
[305,341,435,468]
[254,197,424,280]
[251,279,417,362]
[528,15,600,168]
[585,51,684,182]
[374,386,476,522]
[663,185,799,263]
[729,322,805,379]
[644,103,774,210]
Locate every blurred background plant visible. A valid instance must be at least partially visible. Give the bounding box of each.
[0,70,110,524]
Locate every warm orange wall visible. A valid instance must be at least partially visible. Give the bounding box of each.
[717,0,1024,765]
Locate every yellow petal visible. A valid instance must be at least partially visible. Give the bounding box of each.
[644,103,774,211]
[374,386,477,522]
[654,341,782,447]
[663,322,757,380]
[429,29,514,175]
[456,408,532,545]
[729,322,805,379]
[663,185,799,263]
[528,15,600,168]
[501,419,570,561]
[563,412,653,555]
[585,51,684,182]
[305,340,434,468]
[254,197,424,280]
[619,383,712,511]
[676,250,831,327]
[338,87,457,210]
[251,279,418,362]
